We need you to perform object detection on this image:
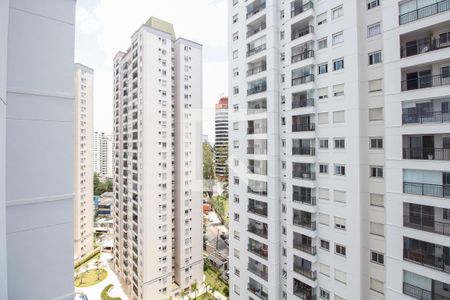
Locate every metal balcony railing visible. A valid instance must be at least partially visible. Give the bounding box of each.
[292,50,315,63]
[247,83,267,95]
[292,122,315,132]
[401,73,450,91]
[248,205,268,217]
[401,36,450,58]
[403,247,450,273]
[247,44,267,57]
[403,215,450,236]
[293,218,316,230]
[247,1,266,19]
[403,181,450,199]
[292,193,316,206]
[402,111,450,124]
[292,96,314,109]
[292,147,315,156]
[293,265,317,280]
[247,146,267,155]
[403,282,450,300]
[247,127,267,134]
[293,241,317,255]
[399,0,450,25]
[248,283,268,300]
[292,74,315,86]
[248,243,268,259]
[291,1,314,18]
[247,23,267,38]
[247,63,267,76]
[403,147,450,160]
[291,25,314,41]
[248,224,268,239]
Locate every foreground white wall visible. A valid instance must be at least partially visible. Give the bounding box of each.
[5,1,77,299]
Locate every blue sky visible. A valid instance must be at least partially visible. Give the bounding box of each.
[75,0,228,143]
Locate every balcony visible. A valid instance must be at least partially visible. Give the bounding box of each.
[401,73,450,91]
[248,159,267,175]
[403,203,450,236]
[247,140,267,155]
[247,62,267,77]
[248,238,268,259]
[292,146,315,156]
[293,232,316,255]
[292,74,315,86]
[293,278,315,300]
[293,209,316,231]
[247,20,266,38]
[248,198,268,217]
[291,25,314,41]
[401,35,450,58]
[293,163,316,181]
[247,44,267,57]
[292,50,314,63]
[248,257,268,281]
[293,186,316,206]
[247,0,266,19]
[403,282,450,300]
[404,215,450,236]
[403,147,450,160]
[248,98,267,114]
[248,219,268,239]
[402,111,450,124]
[291,1,314,18]
[403,237,450,273]
[247,82,267,96]
[293,256,316,280]
[403,182,450,199]
[248,279,268,300]
[292,93,314,109]
[399,0,450,25]
[403,134,450,160]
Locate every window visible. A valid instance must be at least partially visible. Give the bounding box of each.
[319,164,329,174]
[334,138,345,149]
[334,190,346,203]
[233,67,239,77]
[318,63,328,75]
[444,208,449,220]
[233,140,239,149]
[234,248,240,258]
[370,222,384,236]
[369,79,382,92]
[332,31,344,45]
[233,104,239,112]
[319,213,330,226]
[370,138,383,149]
[332,5,343,19]
[370,166,384,178]
[335,217,346,230]
[233,122,239,130]
[234,195,239,203]
[335,269,347,284]
[233,86,239,95]
[320,263,330,277]
[234,284,240,295]
[319,188,329,200]
[233,176,239,184]
[367,0,380,10]
[371,250,384,265]
[233,50,238,59]
[318,37,328,50]
[232,14,238,24]
[233,32,239,41]
[370,193,384,207]
[335,243,346,256]
[334,164,346,176]
[233,0,238,6]
[333,58,344,71]
[234,159,239,166]
[317,12,327,25]
[319,139,329,149]
[320,288,330,300]
[320,239,330,251]
[333,111,345,123]
[318,112,329,125]
[333,84,344,96]
[318,87,328,99]
[369,107,383,121]
[369,51,382,65]
[370,278,384,294]
[368,23,381,37]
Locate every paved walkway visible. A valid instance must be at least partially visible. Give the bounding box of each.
[75,253,129,300]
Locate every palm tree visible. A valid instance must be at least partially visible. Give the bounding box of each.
[180,289,188,300]
[191,281,198,299]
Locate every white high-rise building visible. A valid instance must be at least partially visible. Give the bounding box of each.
[112,17,203,300]
[215,96,229,181]
[0,0,76,299]
[74,63,94,260]
[228,0,449,299]
[94,131,114,178]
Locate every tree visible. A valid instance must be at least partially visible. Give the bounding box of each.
[191,281,198,299]
[203,142,215,198]
[93,173,113,196]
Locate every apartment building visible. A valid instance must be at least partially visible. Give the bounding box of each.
[229,0,445,299]
[215,96,229,181]
[383,1,450,299]
[94,131,114,178]
[74,63,94,260]
[112,17,203,300]
[0,0,77,299]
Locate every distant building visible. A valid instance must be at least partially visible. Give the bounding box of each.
[93,132,113,178]
[215,97,228,181]
[96,192,114,217]
[74,63,94,260]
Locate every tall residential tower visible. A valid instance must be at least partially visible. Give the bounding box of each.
[215,96,229,181]
[112,17,203,300]
[228,0,450,299]
[74,63,94,260]
[1,0,77,299]
[94,131,114,179]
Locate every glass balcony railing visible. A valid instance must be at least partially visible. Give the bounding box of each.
[247,1,266,19]
[292,74,315,86]
[247,83,267,95]
[292,122,315,132]
[292,50,315,63]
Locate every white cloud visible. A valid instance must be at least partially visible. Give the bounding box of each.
[75,0,228,141]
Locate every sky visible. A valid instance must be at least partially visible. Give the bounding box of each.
[74,0,228,144]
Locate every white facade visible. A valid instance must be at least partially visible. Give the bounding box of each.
[229,1,450,299]
[215,97,229,180]
[1,0,77,299]
[112,17,203,300]
[94,131,113,178]
[74,63,94,260]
